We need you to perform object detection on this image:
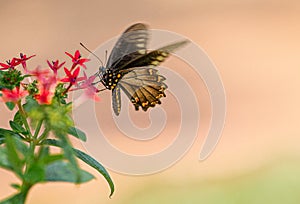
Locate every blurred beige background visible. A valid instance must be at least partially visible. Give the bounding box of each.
[1,0,300,203]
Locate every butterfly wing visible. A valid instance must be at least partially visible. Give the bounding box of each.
[112,85,121,115]
[106,23,149,69]
[117,67,167,113]
[118,40,189,70]
[111,40,189,115]
[105,22,189,115]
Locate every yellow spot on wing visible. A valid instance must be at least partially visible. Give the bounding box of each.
[138,49,146,54]
[151,61,159,66]
[136,43,144,48]
[161,52,168,57]
[156,56,164,61]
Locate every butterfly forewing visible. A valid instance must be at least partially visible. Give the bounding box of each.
[116,40,189,71]
[106,23,149,69]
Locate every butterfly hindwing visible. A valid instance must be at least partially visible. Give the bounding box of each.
[112,85,121,115]
[118,67,167,111]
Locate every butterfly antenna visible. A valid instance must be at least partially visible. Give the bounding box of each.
[80,42,104,67]
[97,88,107,92]
[104,50,108,65]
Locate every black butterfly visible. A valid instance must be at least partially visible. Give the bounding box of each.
[95,23,189,115]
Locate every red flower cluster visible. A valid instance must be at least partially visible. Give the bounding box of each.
[0,50,99,106]
[1,87,28,103]
[0,53,35,70]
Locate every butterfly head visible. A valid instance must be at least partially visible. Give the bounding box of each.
[98,66,106,77]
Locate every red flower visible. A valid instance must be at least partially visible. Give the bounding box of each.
[14,53,36,70]
[0,87,28,103]
[61,67,84,85]
[34,73,57,105]
[65,50,90,70]
[0,59,19,70]
[47,60,65,75]
[0,53,35,70]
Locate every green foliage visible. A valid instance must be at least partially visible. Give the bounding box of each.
[0,53,114,204]
[0,84,114,204]
[42,139,115,197]
[0,69,24,90]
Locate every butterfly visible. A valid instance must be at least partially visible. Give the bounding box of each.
[94,23,189,116]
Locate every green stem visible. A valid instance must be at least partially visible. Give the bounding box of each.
[37,128,50,144]
[16,101,32,139]
[62,83,72,96]
[33,119,43,139]
[19,140,36,203]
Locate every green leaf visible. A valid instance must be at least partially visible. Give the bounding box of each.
[0,147,12,170]
[38,146,64,164]
[5,135,24,178]
[10,183,21,190]
[74,148,115,197]
[0,192,25,204]
[68,127,87,142]
[0,128,23,144]
[13,137,28,156]
[24,95,39,111]
[5,102,15,110]
[0,138,4,145]
[9,120,27,134]
[56,133,80,176]
[13,111,23,127]
[41,139,114,197]
[24,162,45,184]
[41,138,61,146]
[45,161,94,183]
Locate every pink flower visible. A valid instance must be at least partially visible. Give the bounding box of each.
[71,73,100,101]
[1,87,28,103]
[28,66,50,79]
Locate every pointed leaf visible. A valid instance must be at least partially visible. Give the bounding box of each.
[9,120,27,134]
[13,111,23,126]
[55,132,81,182]
[5,135,24,177]
[41,139,114,196]
[10,183,21,190]
[24,162,45,184]
[68,127,87,142]
[0,147,12,170]
[45,161,94,183]
[74,148,115,197]
[0,193,25,204]
[0,138,4,145]
[0,128,23,144]
[5,102,15,110]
